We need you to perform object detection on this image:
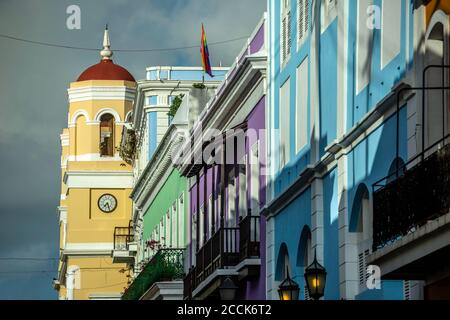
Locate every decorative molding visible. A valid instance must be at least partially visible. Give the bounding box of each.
[140,281,183,300]
[179,53,267,176]
[67,154,123,162]
[88,293,122,300]
[60,133,70,147]
[94,108,122,122]
[58,206,67,223]
[70,109,90,124]
[67,86,136,103]
[63,171,133,189]
[63,242,114,256]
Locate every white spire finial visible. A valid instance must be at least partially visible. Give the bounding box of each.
[100,24,113,60]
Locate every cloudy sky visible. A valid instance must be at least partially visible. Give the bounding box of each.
[0,0,266,299]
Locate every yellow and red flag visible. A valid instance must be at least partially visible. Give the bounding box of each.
[201,24,213,77]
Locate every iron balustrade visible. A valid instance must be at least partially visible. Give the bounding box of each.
[239,215,261,261]
[113,220,134,251]
[122,248,185,300]
[183,266,196,300]
[191,227,239,293]
[373,137,450,251]
[372,69,450,251]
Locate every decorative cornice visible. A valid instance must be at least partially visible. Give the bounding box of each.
[67,86,136,103]
[63,170,133,188]
[62,243,114,256]
[178,53,267,176]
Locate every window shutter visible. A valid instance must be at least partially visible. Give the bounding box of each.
[287,11,292,56]
[304,0,309,35]
[403,281,411,300]
[298,0,304,43]
[358,249,370,287]
[282,16,287,63]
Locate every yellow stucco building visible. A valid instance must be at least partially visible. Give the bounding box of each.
[54,27,136,300]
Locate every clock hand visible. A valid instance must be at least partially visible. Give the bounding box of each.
[106,203,110,211]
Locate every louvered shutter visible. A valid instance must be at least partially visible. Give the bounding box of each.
[287,11,292,56]
[403,281,411,300]
[282,16,286,62]
[358,249,370,288]
[304,0,309,34]
[298,0,304,43]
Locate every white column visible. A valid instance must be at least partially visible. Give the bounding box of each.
[311,178,324,263]
[265,216,277,300]
[337,154,359,299]
[309,0,321,163]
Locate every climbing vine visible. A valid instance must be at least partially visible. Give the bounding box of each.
[167,93,185,118]
[118,129,136,165]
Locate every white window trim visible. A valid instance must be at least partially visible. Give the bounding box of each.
[296,59,308,153]
[279,78,291,169]
[297,0,310,49]
[321,0,338,33]
[380,0,402,69]
[281,0,292,67]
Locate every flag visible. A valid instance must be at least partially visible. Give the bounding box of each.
[201,23,213,77]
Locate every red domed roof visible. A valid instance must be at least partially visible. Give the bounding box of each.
[77,59,135,82]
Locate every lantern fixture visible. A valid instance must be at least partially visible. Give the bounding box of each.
[219,277,238,300]
[278,267,300,301]
[304,250,327,300]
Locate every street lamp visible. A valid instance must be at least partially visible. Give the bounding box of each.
[304,250,327,300]
[278,268,300,300]
[219,277,238,300]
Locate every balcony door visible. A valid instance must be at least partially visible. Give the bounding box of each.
[424,15,449,154]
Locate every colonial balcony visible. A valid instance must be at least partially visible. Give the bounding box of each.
[239,214,261,261]
[236,214,262,280]
[183,215,263,299]
[370,138,450,280]
[122,248,184,300]
[112,221,137,263]
[184,227,239,299]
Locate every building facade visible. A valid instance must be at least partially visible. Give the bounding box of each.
[54,28,136,300]
[368,0,450,300]
[116,67,226,299]
[179,15,267,300]
[55,0,450,301]
[264,0,450,300]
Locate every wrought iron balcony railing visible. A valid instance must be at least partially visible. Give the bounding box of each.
[184,227,239,297]
[122,248,184,300]
[183,266,196,300]
[239,214,260,261]
[113,221,134,251]
[373,136,450,251]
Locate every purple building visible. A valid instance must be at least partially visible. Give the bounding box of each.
[177,14,267,300]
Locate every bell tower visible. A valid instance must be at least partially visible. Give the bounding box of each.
[55,26,136,300]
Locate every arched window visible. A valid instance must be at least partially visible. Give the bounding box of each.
[387,157,405,183]
[297,226,312,300]
[425,14,447,150]
[275,242,291,281]
[100,114,114,156]
[349,184,372,291]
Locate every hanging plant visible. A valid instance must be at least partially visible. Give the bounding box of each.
[167,93,185,118]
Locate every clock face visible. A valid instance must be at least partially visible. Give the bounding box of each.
[98,194,117,213]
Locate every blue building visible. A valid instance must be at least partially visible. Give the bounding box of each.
[263,0,429,300]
